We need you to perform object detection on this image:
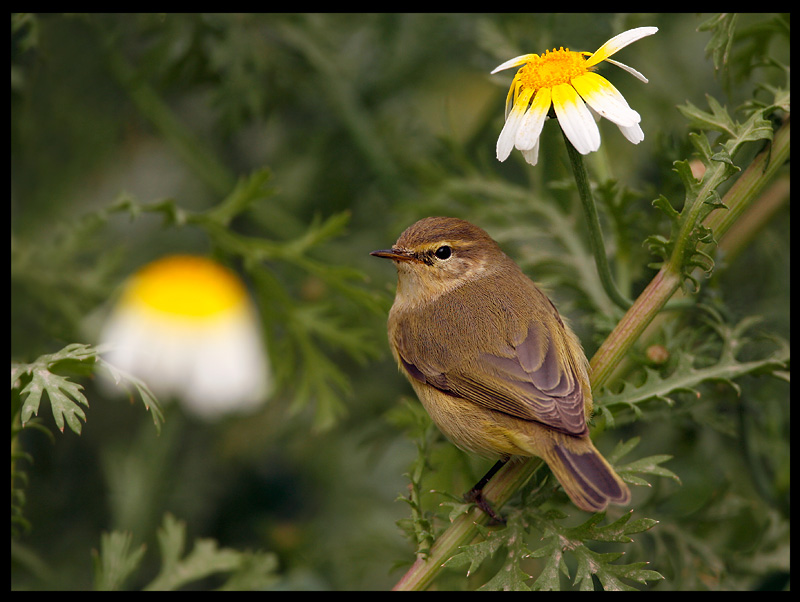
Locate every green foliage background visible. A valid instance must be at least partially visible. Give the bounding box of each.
[11,13,789,590]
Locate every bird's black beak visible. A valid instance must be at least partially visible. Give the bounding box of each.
[370,248,417,262]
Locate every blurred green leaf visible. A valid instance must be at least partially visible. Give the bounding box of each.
[145,514,278,591]
[698,13,738,74]
[92,531,147,591]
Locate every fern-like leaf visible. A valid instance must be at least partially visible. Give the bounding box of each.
[13,343,165,435]
[529,510,663,591]
[595,313,788,428]
[144,514,279,591]
[15,344,96,434]
[647,94,774,289]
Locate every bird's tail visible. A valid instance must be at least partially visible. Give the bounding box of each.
[543,434,631,513]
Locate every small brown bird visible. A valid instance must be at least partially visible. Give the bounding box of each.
[372,217,630,514]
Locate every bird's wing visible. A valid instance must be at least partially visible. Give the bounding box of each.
[396,320,588,436]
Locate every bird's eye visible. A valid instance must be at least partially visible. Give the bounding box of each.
[434,245,452,260]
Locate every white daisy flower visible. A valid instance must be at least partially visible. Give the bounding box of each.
[99,255,270,420]
[492,26,658,165]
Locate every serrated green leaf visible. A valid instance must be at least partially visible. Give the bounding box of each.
[698,13,738,73]
[447,518,541,591]
[606,437,641,464]
[44,376,88,434]
[525,509,663,591]
[106,513,280,592]
[443,522,505,577]
[673,158,703,196]
[216,551,280,591]
[563,510,653,544]
[710,149,736,169]
[679,96,773,158]
[625,517,661,534]
[530,544,568,591]
[597,315,787,427]
[655,93,777,290]
[678,96,736,137]
[439,499,475,522]
[575,547,662,591]
[651,195,681,220]
[618,454,681,486]
[597,361,690,416]
[95,357,164,434]
[18,376,43,425]
[574,549,624,590]
[14,343,164,436]
[478,563,533,591]
[20,367,88,434]
[733,111,775,151]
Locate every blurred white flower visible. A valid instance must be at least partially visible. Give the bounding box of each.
[99,255,270,420]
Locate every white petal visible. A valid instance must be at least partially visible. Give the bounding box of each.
[183,318,269,418]
[571,72,640,127]
[605,58,649,83]
[521,141,540,166]
[551,83,600,155]
[618,122,645,144]
[585,26,658,68]
[515,87,551,151]
[491,53,537,74]
[496,87,534,161]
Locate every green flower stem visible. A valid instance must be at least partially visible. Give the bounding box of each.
[562,130,633,310]
[392,117,789,592]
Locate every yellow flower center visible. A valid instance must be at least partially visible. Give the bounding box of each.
[516,48,589,93]
[122,255,247,317]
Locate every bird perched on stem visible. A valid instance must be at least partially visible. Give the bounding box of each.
[372,217,630,518]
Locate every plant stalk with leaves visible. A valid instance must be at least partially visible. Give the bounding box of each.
[393,78,789,593]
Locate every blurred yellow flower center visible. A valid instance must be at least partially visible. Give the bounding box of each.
[123,256,246,317]
[517,48,589,92]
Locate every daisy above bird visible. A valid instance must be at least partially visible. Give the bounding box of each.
[492,26,658,165]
